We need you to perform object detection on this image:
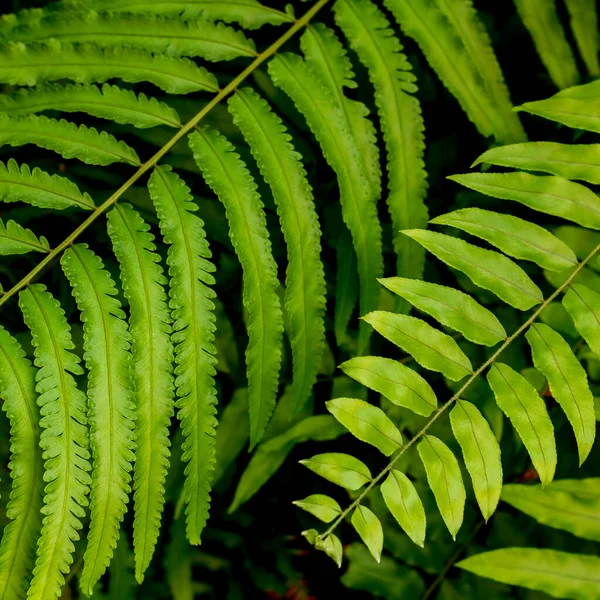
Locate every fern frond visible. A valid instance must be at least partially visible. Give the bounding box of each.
[228,87,326,413]
[188,127,283,447]
[334,0,428,301]
[60,244,136,596]
[0,219,49,255]
[0,114,140,166]
[71,0,294,29]
[4,11,257,61]
[18,284,91,600]
[0,41,218,94]
[106,203,174,583]
[514,0,579,89]
[564,0,600,78]
[435,0,526,142]
[301,22,381,198]
[268,52,383,350]
[0,326,44,600]
[0,84,181,129]
[148,165,218,545]
[0,159,94,210]
[384,0,511,142]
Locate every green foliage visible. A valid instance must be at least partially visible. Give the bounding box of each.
[0,0,597,598]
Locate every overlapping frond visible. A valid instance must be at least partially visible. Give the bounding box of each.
[188,127,283,446]
[19,284,91,600]
[268,52,383,350]
[3,11,257,61]
[0,327,44,600]
[299,86,600,565]
[514,0,579,89]
[0,114,140,166]
[148,165,218,545]
[0,84,181,128]
[0,41,218,94]
[228,87,326,413]
[383,0,519,143]
[333,0,428,303]
[60,244,136,596]
[106,203,174,582]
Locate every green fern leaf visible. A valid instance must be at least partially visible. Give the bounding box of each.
[60,244,136,596]
[403,229,544,310]
[301,22,381,198]
[5,11,256,60]
[0,326,44,600]
[188,128,283,447]
[0,219,49,255]
[379,277,507,346]
[436,0,526,142]
[514,0,579,89]
[75,0,294,29]
[0,159,94,210]
[148,165,218,545]
[334,229,358,345]
[473,142,600,185]
[516,81,600,134]
[563,284,600,359]
[18,284,91,600]
[383,0,504,141]
[564,0,600,78]
[450,400,502,521]
[450,172,600,230]
[487,363,556,486]
[268,52,383,350]
[526,323,596,465]
[431,208,578,271]
[0,84,181,129]
[106,203,174,583]
[0,114,139,166]
[363,311,473,381]
[380,470,426,547]
[417,435,465,540]
[334,0,428,294]
[350,505,383,563]
[228,87,326,413]
[0,41,218,94]
[340,356,437,416]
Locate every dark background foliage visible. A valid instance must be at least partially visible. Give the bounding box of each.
[1,1,599,598]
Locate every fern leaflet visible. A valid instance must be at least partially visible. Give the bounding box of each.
[0,327,44,600]
[19,284,91,600]
[188,128,283,447]
[0,159,94,210]
[0,220,49,255]
[60,244,136,596]
[228,87,326,413]
[4,11,257,61]
[0,84,181,129]
[148,165,218,545]
[0,41,218,94]
[106,203,174,583]
[0,114,140,166]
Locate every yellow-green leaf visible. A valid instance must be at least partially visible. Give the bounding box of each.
[380,470,426,547]
[526,324,596,464]
[351,505,383,563]
[450,400,502,521]
[293,494,342,523]
[363,311,473,381]
[300,453,371,490]
[417,435,465,539]
[487,363,556,486]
